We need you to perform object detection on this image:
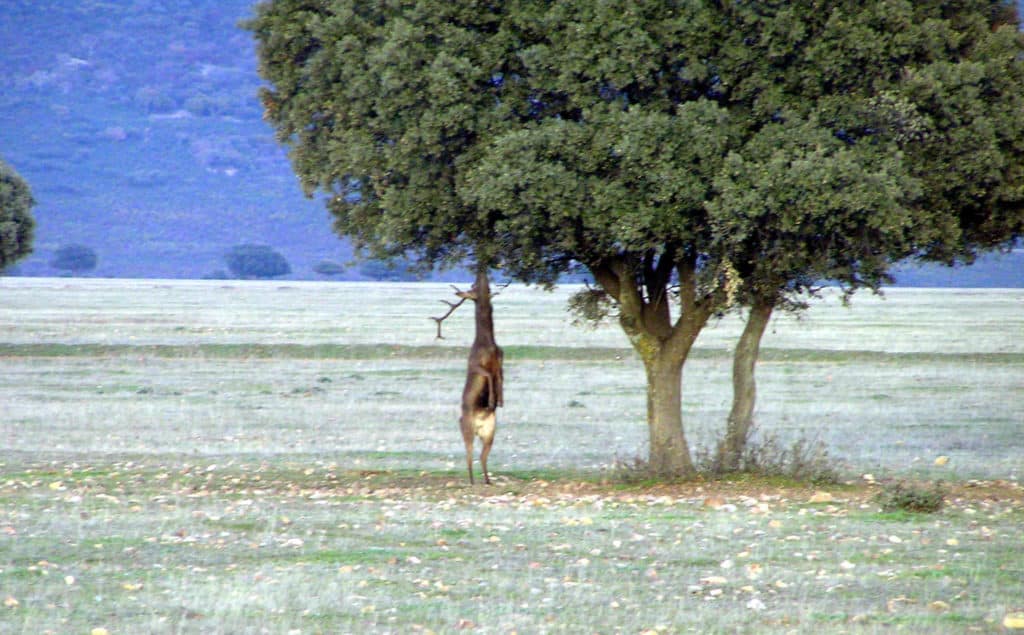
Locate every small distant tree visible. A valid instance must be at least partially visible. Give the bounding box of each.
[0,159,35,272]
[201,269,230,280]
[359,257,421,282]
[224,244,291,279]
[313,260,345,277]
[51,244,97,275]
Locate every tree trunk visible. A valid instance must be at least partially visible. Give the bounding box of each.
[644,350,694,476]
[591,254,710,479]
[718,298,774,472]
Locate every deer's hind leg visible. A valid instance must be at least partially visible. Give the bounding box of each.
[480,434,493,485]
[474,411,497,485]
[460,414,475,484]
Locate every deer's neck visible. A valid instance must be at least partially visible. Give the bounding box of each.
[474,301,495,346]
[473,269,496,346]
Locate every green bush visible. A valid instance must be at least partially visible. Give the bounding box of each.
[876,481,945,513]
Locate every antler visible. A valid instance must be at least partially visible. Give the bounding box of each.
[430,285,470,339]
[491,280,512,297]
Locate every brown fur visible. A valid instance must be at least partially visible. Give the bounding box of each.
[457,269,503,484]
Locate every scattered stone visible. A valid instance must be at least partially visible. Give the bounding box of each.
[703,495,726,509]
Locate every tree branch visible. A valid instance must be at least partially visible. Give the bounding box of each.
[590,259,622,302]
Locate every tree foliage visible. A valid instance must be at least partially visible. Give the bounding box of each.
[224,244,291,279]
[249,0,1024,476]
[51,244,97,275]
[248,0,524,269]
[702,0,1024,305]
[0,159,35,272]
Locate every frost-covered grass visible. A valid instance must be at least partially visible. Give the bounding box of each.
[0,278,1022,633]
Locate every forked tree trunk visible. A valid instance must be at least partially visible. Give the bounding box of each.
[592,254,712,479]
[717,298,774,472]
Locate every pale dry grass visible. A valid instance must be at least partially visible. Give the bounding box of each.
[2,278,1022,352]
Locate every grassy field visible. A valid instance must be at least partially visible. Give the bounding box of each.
[1,278,1022,633]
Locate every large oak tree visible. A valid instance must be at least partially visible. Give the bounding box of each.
[249,0,1024,477]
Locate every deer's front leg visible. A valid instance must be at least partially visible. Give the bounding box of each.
[494,349,504,408]
[470,362,496,411]
[485,372,497,410]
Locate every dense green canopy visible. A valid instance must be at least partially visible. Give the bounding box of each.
[249,0,1024,475]
[0,158,35,272]
[248,1,527,269]
[701,0,1024,304]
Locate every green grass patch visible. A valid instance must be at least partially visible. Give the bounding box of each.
[4,342,1023,366]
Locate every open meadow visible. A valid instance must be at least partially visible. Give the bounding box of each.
[1,278,1022,633]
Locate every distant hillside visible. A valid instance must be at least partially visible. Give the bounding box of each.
[890,249,1023,288]
[0,1,1021,285]
[0,0,351,279]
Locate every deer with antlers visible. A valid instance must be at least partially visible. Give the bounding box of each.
[433,268,504,484]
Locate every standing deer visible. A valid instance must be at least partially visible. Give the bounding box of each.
[433,268,504,484]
